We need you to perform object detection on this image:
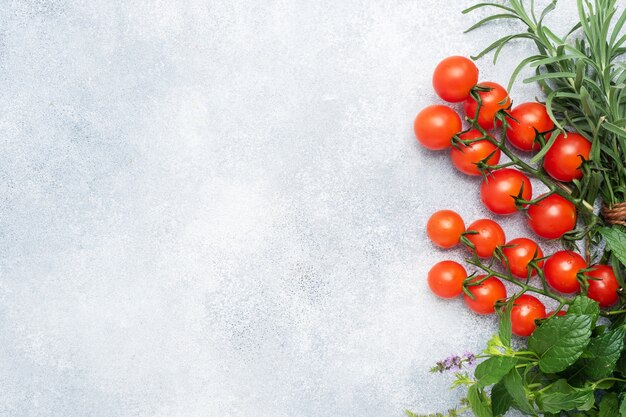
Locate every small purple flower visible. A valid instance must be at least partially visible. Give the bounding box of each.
[430,352,477,373]
[443,356,456,368]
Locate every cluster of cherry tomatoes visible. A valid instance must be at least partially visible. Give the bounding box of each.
[417,56,619,337]
[426,210,618,336]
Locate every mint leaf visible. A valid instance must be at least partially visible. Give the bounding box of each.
[468,385,494,417]
[579,327,625,379]
[600,393,620,417]
[490,380,512,416]
[618,349,626,377]
[568,295,600,325]
[503,368,534,414]
[499,298,514,348]
[528,314,593,373]
[474,356,518,387]
[599,227,626,269]
[620,394,626,417]
[535,379,594,413]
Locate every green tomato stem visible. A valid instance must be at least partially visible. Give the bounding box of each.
[465,258,569,304]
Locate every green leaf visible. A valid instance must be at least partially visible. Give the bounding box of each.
[462,3,517,15]
[468,385,494,417]
[579,327,625,379]
[529,53,588,68]
[568,295,600,325]
[534,379,594,413]
[464,13,521,34]
[507,55,544,93]
[575,59,586,90]
[620,394,626,417]
[498,298,513,348]
[490,381,512,416]
[610,7,626,46]
[474,357,518,387]
[603,121,626,139]
[471,33,536,61]
[503,368,534,414]
[524,71,577,83]
[599,227,626,268]
[612,328,626,378]
[600,393,620,417]
[529,121,561,163]
[528,315,593,373]
[537,0,557,25]
[580,85,596,117]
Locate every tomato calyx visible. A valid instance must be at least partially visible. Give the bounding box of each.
[527,124,557,151]
[460,219,506,259]
[465,83,512,130]
[504,102,557,152]
[450,131,503,176]
[461,272,490,300]
[471,84,494,94]
[512,180,533,212]
[576,267,597,293]
[459,230,478,253]
[498,240,546,281]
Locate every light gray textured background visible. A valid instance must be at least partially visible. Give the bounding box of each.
[0,1,580,416]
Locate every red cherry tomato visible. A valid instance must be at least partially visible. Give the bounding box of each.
[450,130,501,176]
[427,210,465,249]
[527,194,577,239]
[414,105,462,150]
[432,56,479,102]
[428,260,468,299]
[505,102,554,151]
[547,310,567,317]
[464,219,506,258]
[544,250,586,293]
[464,81,511,129]
[543,132,591,182]
[510,294,546,337]
[463,275,507,315]
[586,265,620,308]
[502,237,544,278]
[480,169,532,215]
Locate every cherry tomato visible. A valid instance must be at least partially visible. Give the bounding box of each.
[432,56,479,103]
[543,250,586,293]
[464,219,506,258]
[450,130,501,176]
[505,102,554,151]
[428,260,468,299]
[502,237,544,278]
[464,81,511,129]
[427,210,465,249]
[547,310,566,317]
[510,294,546,337]
[463,275,507,315]
[414,105,462,150]
[527,194,577,239]
[480,169,532,215]
[586,265,620,308]
[542,132,591,182]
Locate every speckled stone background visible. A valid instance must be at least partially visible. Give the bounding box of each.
[0,1,581,416]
